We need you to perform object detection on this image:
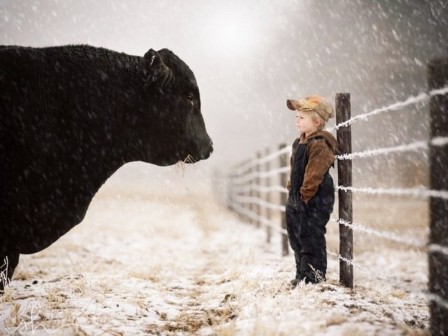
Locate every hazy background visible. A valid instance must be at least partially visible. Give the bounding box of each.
[1,0,447,191]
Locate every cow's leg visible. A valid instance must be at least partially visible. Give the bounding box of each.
[0,252,19,292]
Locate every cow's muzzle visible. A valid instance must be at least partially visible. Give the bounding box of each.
[185,140,213,164]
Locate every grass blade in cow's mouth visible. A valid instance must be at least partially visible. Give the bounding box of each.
[183,154,197,164]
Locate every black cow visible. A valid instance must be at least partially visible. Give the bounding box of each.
[0,45,213,289]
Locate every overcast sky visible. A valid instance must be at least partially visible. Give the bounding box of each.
[1,0,447,188]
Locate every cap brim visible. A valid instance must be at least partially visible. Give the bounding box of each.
[286,99,298,111]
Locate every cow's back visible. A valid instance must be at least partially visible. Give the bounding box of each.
[0,46,136,253]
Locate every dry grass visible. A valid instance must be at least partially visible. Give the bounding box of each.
[0,184,430,335]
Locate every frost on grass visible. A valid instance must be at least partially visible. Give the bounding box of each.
[0,184,429,335]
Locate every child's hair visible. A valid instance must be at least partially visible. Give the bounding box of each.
[310,111,326,130]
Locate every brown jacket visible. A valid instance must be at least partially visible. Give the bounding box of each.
[290,130,338,203]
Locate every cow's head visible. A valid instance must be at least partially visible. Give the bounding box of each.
[137,48,213,166]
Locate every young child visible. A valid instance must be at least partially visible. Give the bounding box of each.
[285,95,338,286]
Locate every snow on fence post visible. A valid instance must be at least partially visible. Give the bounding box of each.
[279,143,289,256]
[428,58,448,336]
[255,151,261,228]
[265,147,272,243]
[336,93,354,289]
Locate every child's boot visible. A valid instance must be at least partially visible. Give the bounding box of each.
[289,252,302,288]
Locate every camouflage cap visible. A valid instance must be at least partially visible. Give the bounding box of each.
[286,95,334,121]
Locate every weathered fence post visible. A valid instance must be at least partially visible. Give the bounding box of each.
[233,162,242,221]
[265,147,272,243]
[279,143,289,256]
[428,58,448,336]
[234,161,245,222]
[255,152,261,228]
[242,160,251,223]
[227,171,233,211]
[247,159,254,225]
[336,93,354,289]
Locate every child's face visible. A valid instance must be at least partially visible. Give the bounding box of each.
[296,111,319,136]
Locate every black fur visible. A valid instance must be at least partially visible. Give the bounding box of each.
[0,45,213,288]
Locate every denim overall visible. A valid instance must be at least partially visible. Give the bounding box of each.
[286,138,335,283]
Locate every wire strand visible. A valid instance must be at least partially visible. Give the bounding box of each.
[330,85,448,131]
[336,186,448,200]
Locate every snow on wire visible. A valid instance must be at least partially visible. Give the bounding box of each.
[222,88,448,296]
[234,146,291,176]
[232,167,289,185]
[330,85,448,131]
[332,218,425,248]
[229,200,287,235]
[336,186,448,200]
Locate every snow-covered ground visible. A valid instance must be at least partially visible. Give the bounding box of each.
[0,177,429,335]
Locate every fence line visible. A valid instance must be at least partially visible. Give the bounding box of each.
[229,201,288,235]
[217,79,448,332]
[336,186,448,200]
[221,90,445,262]
[337,136,448,160]
[332,218,425,248]
[234,146,291,176]
[232,184,287,194]
[236,195,428,248]
[232,167,289,185]
[326,250,366,272]
[336,141,427,160]
[233,195,285,212]
[330,85,448,131]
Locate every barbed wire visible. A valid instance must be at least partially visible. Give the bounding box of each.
[336,136,448,160]
[223,87,448,318]
[331,218,425,248]
[229,201,288,235]
[233,195,285,212]
[336,141,427,160]
[330,85,448,131]
[336,186,448,200]
[233,146,291,176]
[229,203,395,283]
[232,184,288,194]
[232,167,289,185]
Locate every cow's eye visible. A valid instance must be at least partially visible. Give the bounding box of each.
[185,93,195,105]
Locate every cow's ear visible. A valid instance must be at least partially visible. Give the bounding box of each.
[143,49,164,84]
[143,49,172,86]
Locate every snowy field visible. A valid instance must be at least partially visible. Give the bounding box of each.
[0,174,430,335]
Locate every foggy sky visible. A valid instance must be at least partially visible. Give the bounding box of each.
[1,0,447,188]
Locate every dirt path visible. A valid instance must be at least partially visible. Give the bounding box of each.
[0,186,429,335]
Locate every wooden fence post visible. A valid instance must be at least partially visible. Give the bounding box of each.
[255,152,261,228]
[232,163,242,221]
[428,58,448,336]
[336,93,354,289]
[227,172,234,211]
[234,161,245,222]
[279,143,289,256]
[265,147,272,243]
[247,160,254,225]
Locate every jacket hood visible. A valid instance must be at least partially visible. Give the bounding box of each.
[301,130,338,154]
